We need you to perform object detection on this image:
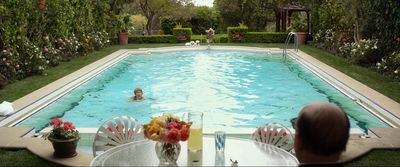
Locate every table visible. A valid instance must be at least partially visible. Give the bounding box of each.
[91,136,299,166]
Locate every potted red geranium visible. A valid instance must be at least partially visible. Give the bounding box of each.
[38,0,46,10]
[43,118,80,158]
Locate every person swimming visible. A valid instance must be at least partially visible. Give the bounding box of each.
[129,87,145,102]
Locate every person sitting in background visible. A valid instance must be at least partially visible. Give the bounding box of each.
[129,87,145,102]
[295,102,350,166]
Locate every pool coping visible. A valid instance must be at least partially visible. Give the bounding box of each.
[0,46,399,166]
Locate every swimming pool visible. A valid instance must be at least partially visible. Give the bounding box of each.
[17,50,388,133]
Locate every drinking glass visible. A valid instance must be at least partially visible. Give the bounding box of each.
[214,131,226,152]
[214,151,225,166]
[185,112,203,152]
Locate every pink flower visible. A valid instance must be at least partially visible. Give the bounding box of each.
[166,121,182,130]
[167,128,181,144]
[63,121,75,131]
[50,118,62,126]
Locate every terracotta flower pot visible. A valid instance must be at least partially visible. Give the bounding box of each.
[118,32,129,45]
[48,137,80,158]
[296,32,307,45]
[38,0,46,10]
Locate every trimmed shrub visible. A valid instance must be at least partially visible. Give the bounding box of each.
[219,36,228,43]
[227,27,248,42]
[245,32,288,43]
[128,35,177,43]
[192,32,285,43]
[173,28,192,42]
[191,34,228,43]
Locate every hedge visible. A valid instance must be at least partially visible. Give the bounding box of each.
[245,32,288,43]
[173,28,192,42]
[227,27,249,42]
[128,35,177,43]
[0,0,111,88]
[192,32,287,43]
[192,34,228,43]
[219,36,229,43]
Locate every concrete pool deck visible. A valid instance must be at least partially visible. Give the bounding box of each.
[0,127,399,166]
[0,46,399,166]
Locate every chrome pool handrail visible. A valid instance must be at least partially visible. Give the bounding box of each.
[283,32,299,60]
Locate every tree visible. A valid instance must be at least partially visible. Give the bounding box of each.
[138,0,194,35]
[214,0,290,32]
[189,6,219,34]
[131,14,147,35]
[360,0,400,55]
[110,0,136,15]
[214,0,243,31]
[160,17,176,35]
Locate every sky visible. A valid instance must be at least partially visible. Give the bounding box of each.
[194,0,214,7]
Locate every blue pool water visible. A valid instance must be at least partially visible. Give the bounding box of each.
[18,50,388,132]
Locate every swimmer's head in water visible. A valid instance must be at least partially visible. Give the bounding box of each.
[134,88,143,97]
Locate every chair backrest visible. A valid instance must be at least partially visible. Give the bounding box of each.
[251,122,294,152]
[92,116,142,156]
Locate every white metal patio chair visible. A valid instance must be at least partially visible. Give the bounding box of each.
[92,116,142,156]
[251,122,294,152]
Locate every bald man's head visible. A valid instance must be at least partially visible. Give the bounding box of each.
[296,102,350,156]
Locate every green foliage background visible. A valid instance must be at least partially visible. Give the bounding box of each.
[0,0,111,87]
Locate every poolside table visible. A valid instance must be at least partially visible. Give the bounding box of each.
[90,136,299,166]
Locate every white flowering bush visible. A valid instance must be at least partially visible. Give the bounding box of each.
[1,39,47,84]
[92,30,111,50]
[339,39,378,65]
[313,29,338,52]
[0,0,113,88]
[313,30,324,44]
[77,33,94,54]
[42,36,62,67]
[18,39,47,77]
[55,34,80,60]
[0,49,20,87]
[376,51,400,79]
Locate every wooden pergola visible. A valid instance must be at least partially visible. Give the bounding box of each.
[281,2,311,33]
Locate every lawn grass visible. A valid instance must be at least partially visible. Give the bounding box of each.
[0,149,61,166]
[345,149,400,167]
[299,45,400,103]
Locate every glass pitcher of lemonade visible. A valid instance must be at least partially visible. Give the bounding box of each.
[187,112,203,152]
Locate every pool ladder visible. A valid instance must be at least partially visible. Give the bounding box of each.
[283,32,299,60]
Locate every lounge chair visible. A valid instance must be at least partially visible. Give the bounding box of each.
[92,116,142,156]
[251,122,294,152]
